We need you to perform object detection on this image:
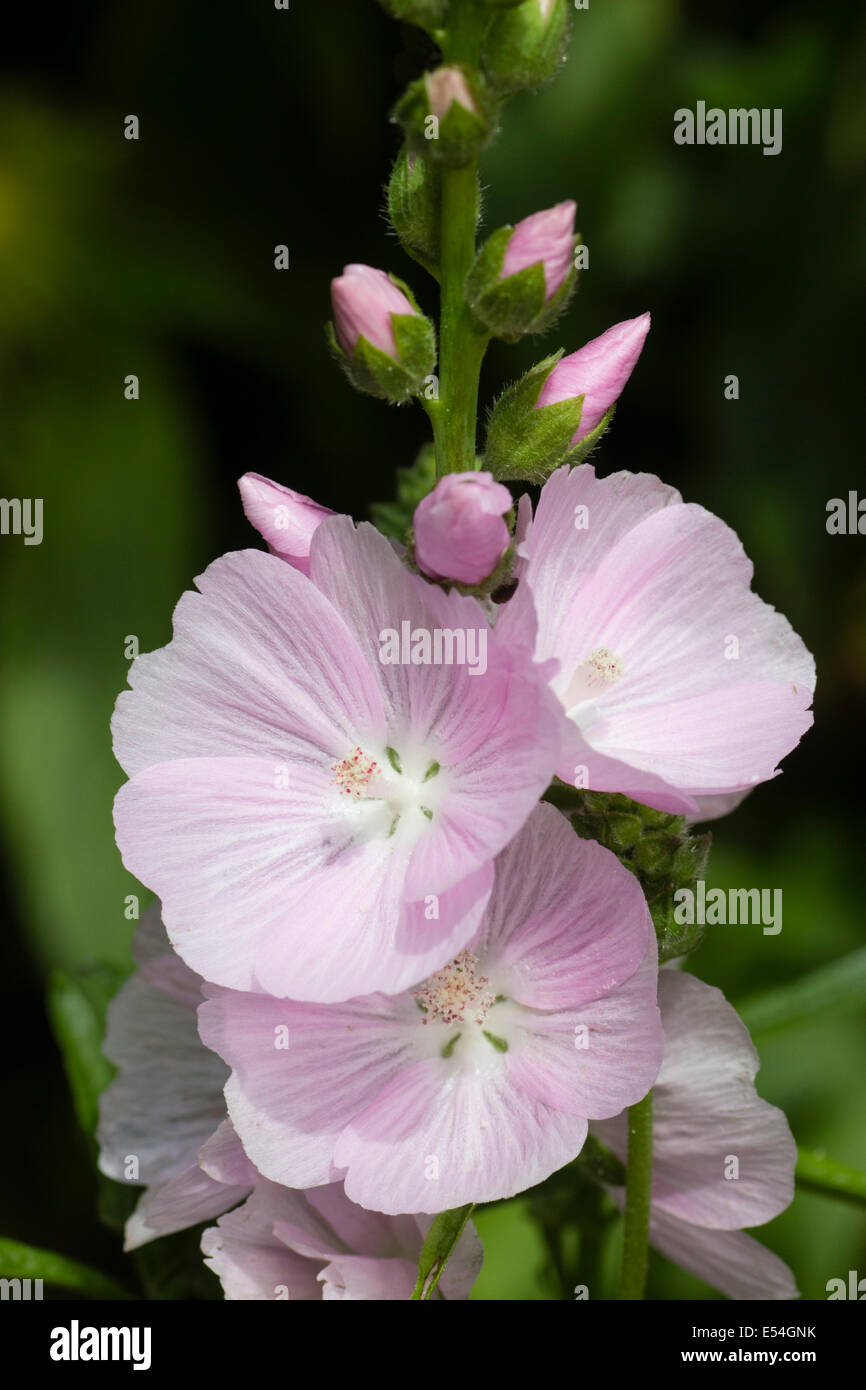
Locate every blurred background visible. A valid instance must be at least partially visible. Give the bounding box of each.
[1,0,864,1300]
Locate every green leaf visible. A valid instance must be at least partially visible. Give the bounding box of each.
[0,1237,133,1299]
[410,1204,475,1300]
[46,966,126,1140]
[736,948,866,1035]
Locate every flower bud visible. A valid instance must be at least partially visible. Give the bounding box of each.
[484,314,650,482]
[238,473,334,576]
[414,471,512,585]
[502,200,575,299]
[387,145,442,277]
[465,200,578,341]
[327,264,437,403]
[536,313,650,440]
[483,0,571,96]
[393,65,494,169]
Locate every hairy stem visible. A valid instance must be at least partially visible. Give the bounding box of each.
[434,2,489,475]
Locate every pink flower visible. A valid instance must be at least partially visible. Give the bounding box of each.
[330,264,416,359]
[112,517,560,1002]
[238,473,334,577]
[198,805,663,1213]
[202,1180,482,1301]
[414,472,512,585]
[497,465,815,814]
[593,971,798,1300]
[501,200,576,302]
[536,314,650,442]
[97,907,256,1250]
[426,66,478,121]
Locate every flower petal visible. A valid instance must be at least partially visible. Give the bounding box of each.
[334,1057,588,1213]
[595,971,796,1230]
[112,548,386,778]
[198,986,421,1190]
[479,802,654,1010]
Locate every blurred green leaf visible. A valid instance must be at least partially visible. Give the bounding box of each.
[736,948,866,1035]
[0,1237,132,1299]
[46,966,124,1141]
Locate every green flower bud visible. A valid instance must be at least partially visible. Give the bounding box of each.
[482,0,571,96]
[387,146,442,278]
[393,65,495,169]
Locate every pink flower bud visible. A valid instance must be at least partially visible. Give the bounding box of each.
[238,472,334,576]
[330,264,416,359]
[414,471,512,586]
[536,312,651,442]
[501,199,576,301]
[426,66,478,121]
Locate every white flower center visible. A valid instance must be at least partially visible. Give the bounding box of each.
[413,950,497,1028]
[563,645,625,712]
[330,743,442,845]
[331,747,380,799]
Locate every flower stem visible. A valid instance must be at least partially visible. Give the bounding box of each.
[796,1148,866,1209]
[618,1089,653,1299]
[434,2,489,476]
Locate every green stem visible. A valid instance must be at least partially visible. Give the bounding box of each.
[796,1148,866,1209]
[618,1089,653,1300]
[434,2,490,476]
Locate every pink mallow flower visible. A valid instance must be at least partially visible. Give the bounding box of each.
[112,514,560,1003]
[99,910,480,1299]
[202,1180,482,1301]
[496,464,815,815]
[198,804,663,1214]
[98,906,257,1250]
[331,264,416,359]
[500,200,576,302]
[593,970,798,1301]
[238,473,334,577]
[414,471,512,585]
[535,313,650,442]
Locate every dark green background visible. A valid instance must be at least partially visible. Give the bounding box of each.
[1,0,864,1299]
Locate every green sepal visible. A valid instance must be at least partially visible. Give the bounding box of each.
[484,351,584,482]
[483,0,572,96]
[393,68,496,169]
[387,145,443,279]
[563,400,616,465]
[410,1204,476,1300]
[466,224,579,341]
[326,301,436,405]
[563,789,712,962]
